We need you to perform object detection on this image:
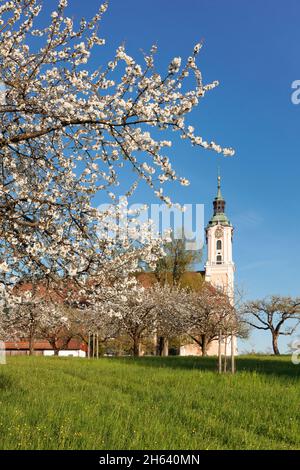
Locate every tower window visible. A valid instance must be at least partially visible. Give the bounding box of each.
[216,255,222,264]
[216,239,222,250]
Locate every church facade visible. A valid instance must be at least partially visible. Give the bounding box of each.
[180,175,237,356]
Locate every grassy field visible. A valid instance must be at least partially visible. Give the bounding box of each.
[0,355,300,450]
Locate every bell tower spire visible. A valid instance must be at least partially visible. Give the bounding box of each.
[214,174,225,215]
[207,173,231,228]
[217,172,222,196]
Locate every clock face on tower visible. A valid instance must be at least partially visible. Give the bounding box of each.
[215,227,223,238]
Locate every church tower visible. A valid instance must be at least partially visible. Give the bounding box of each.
[179,174,237,357]
[205,175,235,301]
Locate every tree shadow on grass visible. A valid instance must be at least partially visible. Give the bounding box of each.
[0,373,15,391]
[236,356,300,380]
[111,355,300,380]
[112,356,220,373]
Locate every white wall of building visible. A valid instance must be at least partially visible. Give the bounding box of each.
[43,350,86,357]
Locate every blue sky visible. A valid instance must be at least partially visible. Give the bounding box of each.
[43,0,300,353]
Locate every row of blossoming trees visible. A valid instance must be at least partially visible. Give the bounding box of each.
[0,0,238,357]
[0,276,241,357]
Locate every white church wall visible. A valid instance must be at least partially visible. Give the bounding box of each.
[43,350,86,357]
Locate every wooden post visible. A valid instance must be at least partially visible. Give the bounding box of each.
[92,333,95,359]
[162,338,169,357]
[218,330,222,374]
[224,336,227,373]
[96,332,99,359]
[231,332,235,374]
[153,331,158,356]
[88,332,90,359]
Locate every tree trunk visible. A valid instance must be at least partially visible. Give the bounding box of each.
[48,339,59,356]
[157,336,164,356]
[272,333,280,355]
[133,337,141,357]
[201,335,208,356]
[29,335,35,356]
[29,324,35,356]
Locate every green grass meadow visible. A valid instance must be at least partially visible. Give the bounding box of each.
[0,355,299,450]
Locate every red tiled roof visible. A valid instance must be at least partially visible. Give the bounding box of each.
[4,339,86,351]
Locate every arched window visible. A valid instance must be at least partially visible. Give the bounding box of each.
[216,239,222,250]
[216,255,222,264]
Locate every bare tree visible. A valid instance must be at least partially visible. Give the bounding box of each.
[242,296,300,355]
